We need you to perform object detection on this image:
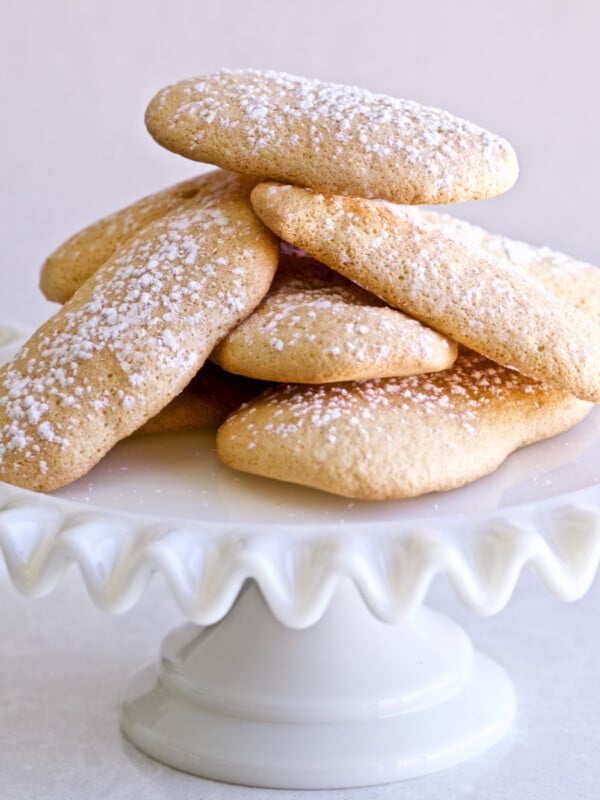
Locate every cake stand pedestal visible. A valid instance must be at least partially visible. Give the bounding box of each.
[121,581,514,788]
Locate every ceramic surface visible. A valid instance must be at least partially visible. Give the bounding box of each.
[121,583,516,788]
[0,321,598,787]
[0,404,598,626]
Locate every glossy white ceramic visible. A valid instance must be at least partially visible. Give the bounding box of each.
[0,323,598,787]
[120,581,516,788]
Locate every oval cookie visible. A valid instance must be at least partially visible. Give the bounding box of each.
[0,171,278,492]
[251,183,600,403]
[217,350,592,500]
[145,69,518,205]
[211,247,457,383]
[40,173,212,304]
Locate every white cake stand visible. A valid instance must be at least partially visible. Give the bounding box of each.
[0,328,599,789]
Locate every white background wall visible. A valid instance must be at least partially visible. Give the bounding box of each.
[1,0,598,327]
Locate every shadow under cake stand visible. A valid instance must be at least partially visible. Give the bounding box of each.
[0,404,599,789]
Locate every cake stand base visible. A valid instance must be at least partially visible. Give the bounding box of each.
[121,581,515,789]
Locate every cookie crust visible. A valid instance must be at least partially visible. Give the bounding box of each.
[145,69,518,205]
[251,183,600,402]
[217,350,592,500]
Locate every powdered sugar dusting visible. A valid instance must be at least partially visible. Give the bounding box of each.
[416,208,600,323]
[149,69,517,202]
[0,172,271,483]
[230,254,451,358]
[261,187,600,399]
[229,351,552,454]
[214,251,455,381]
[41,174,222,304]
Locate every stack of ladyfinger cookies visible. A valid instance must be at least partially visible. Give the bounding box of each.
[2,69,599,499]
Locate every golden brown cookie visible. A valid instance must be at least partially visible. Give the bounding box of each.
[417,210,600,322]
[251,183,600,403]
[0,171,278,492]
[211,246,457,383]
[145,69,518,205]
[40,174,213,304]
[217,350,592,500]
[138,362,267,434]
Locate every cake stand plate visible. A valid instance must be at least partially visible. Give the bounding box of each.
[0,325,599,788]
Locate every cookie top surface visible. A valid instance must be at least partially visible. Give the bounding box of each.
[417,209,600,322]
[0,171,278,492]
[217,350,592,500]
[251,183,600,403]
[211,246,457,383]
[40,173,212,304]
[145,69,518,205]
